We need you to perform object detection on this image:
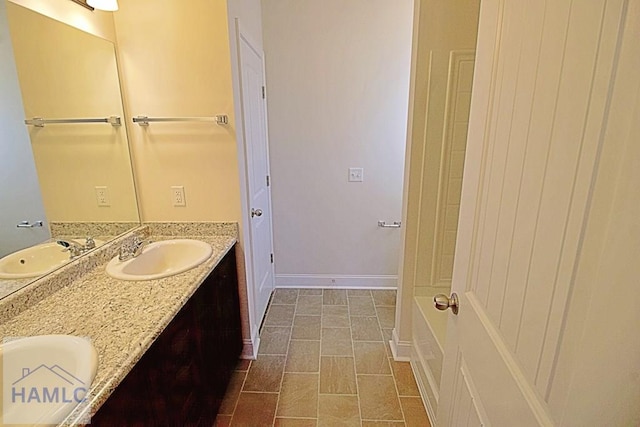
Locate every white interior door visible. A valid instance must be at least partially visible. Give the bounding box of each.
[437,0,632,424]
[238,28,275,327]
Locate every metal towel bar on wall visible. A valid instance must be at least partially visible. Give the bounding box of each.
[132,115,229,126]
[24,116,121,127]
[378,221,401,228]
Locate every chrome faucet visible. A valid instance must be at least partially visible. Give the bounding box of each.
[56,237,95,259]
[118,236,150,261]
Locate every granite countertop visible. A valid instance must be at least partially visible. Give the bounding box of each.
[0,236,114,300]
[0,232,236,425]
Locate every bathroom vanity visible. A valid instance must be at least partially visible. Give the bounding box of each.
[91,248,242,425]
[0,224,243,426]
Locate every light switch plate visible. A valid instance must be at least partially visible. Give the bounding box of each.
[348,168,364,182]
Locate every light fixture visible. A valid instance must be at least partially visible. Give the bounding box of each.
[87,0,118,11]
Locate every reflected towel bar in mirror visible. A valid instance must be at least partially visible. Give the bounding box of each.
[24,116,122,127]
[132,115,229,126]
[16,220,43,228]
[378,221,401,228]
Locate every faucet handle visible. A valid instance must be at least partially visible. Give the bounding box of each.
[85,236,96,249]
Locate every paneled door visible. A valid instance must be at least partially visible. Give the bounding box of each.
[437,0,635,425]
[238,27,275,328]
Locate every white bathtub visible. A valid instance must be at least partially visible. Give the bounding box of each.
[411,289,449,423]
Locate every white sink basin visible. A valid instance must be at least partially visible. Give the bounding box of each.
[1,335,98,425]
[105,239,213,281]
[0,239,105,280]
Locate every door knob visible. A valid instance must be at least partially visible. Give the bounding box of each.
[433,293,459,315]
[251,208,263,218]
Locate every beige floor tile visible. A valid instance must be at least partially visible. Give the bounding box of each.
[381,328,394,357]
[347,289,372,297]
[292,315,321,340]
[277,373,319,418]
[265,305,296,327]
[390,361,420,396]
[354,341,391,374]
[372,290,397,306]
[215,414,232,427]
[299,288,323,296]
[361,421,405,426]
[323,289,348,305]
[321,327,353,356]
[235,359,251,371]
[351,316,383,341]
[297,295,323,315]
[219,370,247,415]
[231,392,278,426]
[319,356,357,394]
[322,314,351,328]
[381,328,393,341]
[286,340,320,372]
[384,340,393,358]
[221,289,408,427]
[400,396,431,427]
[243,355,286,392]
[273,288,299,304]
[357,375,404,421]
[348,296,377,316]
[275,418,318,427]
[318,394,360,426]
[259,326,292,355]
[376,306,396,329]
[322,305,351,328]
[323,305,349,316]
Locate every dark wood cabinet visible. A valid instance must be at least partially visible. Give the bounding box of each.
[92,247,242,426]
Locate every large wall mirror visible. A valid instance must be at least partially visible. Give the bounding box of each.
[0,1,139,298]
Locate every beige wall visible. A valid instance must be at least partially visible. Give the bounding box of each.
[8,2,138,223]
[395,0,480,345]
[113,0,241,223]
[262,0,413,286]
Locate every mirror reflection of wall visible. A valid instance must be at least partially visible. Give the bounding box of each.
[8,2,139,226]
[0,1,140,297]
[0,0,49,258]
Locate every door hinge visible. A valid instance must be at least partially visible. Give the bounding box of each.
[262,86,266,99]
[270,253,274,263]
[266,175,270,187]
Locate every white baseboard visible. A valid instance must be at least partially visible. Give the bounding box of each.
[241,328,260,359]
[390,328,412,361]
[240,339,255,359]
[276,274,397,289]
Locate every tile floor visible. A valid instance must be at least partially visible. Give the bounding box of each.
[215,288,431,427]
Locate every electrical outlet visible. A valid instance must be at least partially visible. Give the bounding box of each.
[95,186,110,206]
[171,186,186,207]
[348,167,364,182]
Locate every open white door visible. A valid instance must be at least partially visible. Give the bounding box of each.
[238,27,276,329]
[437,0,634,425]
